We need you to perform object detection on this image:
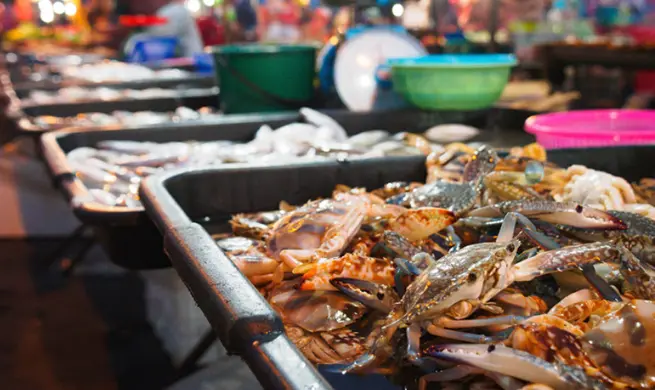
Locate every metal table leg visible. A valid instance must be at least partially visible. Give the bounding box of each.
[41,224,95,275]
[174,330,218,380]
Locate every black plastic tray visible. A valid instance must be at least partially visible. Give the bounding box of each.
[41,108,500,269]
[9,89,220,138]
[14,91,220,135]
[137,145,655,390]
[9,73,216,98]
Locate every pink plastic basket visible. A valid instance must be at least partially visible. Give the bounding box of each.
[525,109,655,149]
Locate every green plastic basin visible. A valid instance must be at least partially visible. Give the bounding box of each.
[389,54,517,111]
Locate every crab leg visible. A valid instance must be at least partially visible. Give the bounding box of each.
[419,366,486,390]
[492,212,613,301]
[426,325,502,343]
[426,344,606,390]
[407,323,437,372]
[420,368,526,390]
[497,212,536,243]
[493,212,622,302]
[444,225,462,252]
[394,257,422,296]
[460,212,560,250]
[513,242,646,301]
[469,200,627,230]
[516,248,540,262]
[463,145,499,184]
[435,315,529,329]
[381,231,423,259]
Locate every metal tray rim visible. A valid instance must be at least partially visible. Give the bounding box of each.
[140,171,336,390]
[40,111,303,218]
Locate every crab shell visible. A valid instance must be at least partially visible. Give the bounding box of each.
[395,240,520,325]
[582,300,655,388]
[298,253,395,291]
[285,324,366,365]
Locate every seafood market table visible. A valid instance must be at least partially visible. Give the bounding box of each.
[538,42,655,91]
[139,140,655,390]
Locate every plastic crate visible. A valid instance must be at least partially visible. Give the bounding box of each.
[127,36,179,64]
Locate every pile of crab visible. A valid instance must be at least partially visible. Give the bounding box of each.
[214,141,655,390]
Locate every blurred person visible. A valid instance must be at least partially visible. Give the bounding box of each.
[88,0,115,27]
[196,13,226,46]
[260,0,301,42]
[13,0,31,25]
[0,3,18,34]
[86,0,115,45]
[146,0,204,56]
[235,0,258,41]
[403,0,431,30]
[302,7,330,42]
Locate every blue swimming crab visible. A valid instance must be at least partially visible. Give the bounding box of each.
[427,298,655,389]
[328,202,645,374]
[388,145,499,215]
[266,279,374,365]
[326,213,554,372]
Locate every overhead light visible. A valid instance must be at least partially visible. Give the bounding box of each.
[186,0,201,12]
[53,1,65,14]
[391,4,405,18]
[65,2,76,15]
[392,3,404,17]
[41,10,55,23]
[202,0,214,6]
[38,0,51,10]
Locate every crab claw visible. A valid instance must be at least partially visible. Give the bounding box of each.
[469,200,627,230]
[463,145,499,184]
[331,277,398,313]
[389,207,457,241]
[512,242,617,282]
[513,242,625,302]
[425,344,602,390]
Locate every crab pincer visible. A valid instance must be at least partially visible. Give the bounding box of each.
[514,242,655,300]
[330,277,399,314]
[425,344,609,390]
[468,200,628,230]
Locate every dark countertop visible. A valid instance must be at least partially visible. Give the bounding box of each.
[471,128,536,148]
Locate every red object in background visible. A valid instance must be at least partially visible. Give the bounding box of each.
[196,16,225,46]
[119,15,169,27]
[620,25,655,94]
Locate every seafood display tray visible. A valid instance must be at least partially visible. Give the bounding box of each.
[9,73,216,98]
[9,89,220,137]
[42,108,492,270]
[138,144,655,390]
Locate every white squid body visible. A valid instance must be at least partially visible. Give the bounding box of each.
[554,165,655,220]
